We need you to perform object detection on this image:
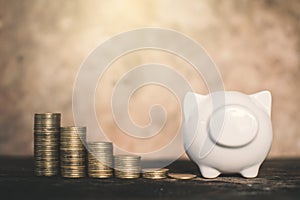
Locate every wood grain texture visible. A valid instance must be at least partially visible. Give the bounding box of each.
[0,157,299,199]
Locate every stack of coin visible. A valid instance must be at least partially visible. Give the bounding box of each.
[114,155,141,179]
[34,113,61,176]
[60,127,86,178]
[142,168,169,179]
[87,142,113,178]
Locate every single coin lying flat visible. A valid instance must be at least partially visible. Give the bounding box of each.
[168,173,197,180]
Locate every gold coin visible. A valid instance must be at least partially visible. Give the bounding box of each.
[142,168,168,179]
[142,168,169,173]
[168,173,197,180]
[33,113,61,177]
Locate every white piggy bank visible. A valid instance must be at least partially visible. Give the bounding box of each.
[182,91,272,178]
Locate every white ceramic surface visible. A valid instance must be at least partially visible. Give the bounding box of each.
[182,91,273,178]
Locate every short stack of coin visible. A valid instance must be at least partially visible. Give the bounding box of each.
[168,173,197,180]
[60,127,86,178]
[34,113,61,176]
[114,155,141,179]
[87,142,113,178]
[142,168,169,179]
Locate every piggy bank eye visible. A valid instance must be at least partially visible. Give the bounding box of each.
[208,105,259,148]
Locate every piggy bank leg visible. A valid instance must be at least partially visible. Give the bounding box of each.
[240,164,260,178]
[199,165,220,178]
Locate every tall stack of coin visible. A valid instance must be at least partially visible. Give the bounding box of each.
[114,155,141,179]
[142,168,169,179]
[60,127,86,178]
[87,142,113,178]
[34,113,61,176]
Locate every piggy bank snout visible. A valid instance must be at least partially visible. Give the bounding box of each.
[208,105,259,148]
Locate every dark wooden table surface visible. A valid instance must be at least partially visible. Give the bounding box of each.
[0,157,299,200]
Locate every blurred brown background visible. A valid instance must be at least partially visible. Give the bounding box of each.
[0,0,299,158]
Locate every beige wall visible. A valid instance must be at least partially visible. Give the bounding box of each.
[0,0,299,157]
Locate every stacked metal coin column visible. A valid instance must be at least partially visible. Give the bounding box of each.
[87,142,113,178]
[142,168,169,179]
[34,113,61,176]
[114,155,141,179]
[60,127,86,178]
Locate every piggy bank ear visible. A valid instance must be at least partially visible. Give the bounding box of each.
[250,90,272,116]
[183,92,205,121]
